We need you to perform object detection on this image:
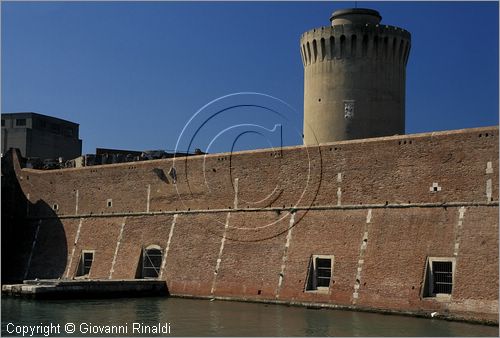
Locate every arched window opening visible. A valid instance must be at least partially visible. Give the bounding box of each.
[398,40,404,63]
[351,35,357,57]
[392,38,397,60]
[306,42,312,64]
[362,35,368,57]
[383,37,389,59]
[340,35,346,58]
[320,38,326,60]
[373,36,379,58]
[312,39,318,62]
[330,36,335,59]
[141,245,163,279]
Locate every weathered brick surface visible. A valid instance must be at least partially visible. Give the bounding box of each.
[70,217,122,279]
[162,213,225,296]
[214,212,290,298]
[280,209,366,304]
[111,215,173,279]
[11,126,499,323]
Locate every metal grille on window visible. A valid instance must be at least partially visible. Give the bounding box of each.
[305,255,333,291]
[316,258,332,287]
[142,247,162,278]
[432,261,453,294]
[422,257,455,297]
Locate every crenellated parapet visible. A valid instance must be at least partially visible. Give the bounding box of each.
[300,24,411,67]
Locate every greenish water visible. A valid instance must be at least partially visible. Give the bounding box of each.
[1,297,498,337]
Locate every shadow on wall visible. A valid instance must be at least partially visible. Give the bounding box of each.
[1,149,68,283]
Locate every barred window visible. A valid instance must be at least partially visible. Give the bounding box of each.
[432,261,453,294]
[305,255,334,292]
[423,257,455,297]
[142,245,163,279]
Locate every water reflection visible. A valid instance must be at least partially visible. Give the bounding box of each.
[1,297,498,337]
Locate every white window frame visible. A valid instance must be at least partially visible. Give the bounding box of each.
[305,254,334,293]
[76,250,95,278]
[422,257,456,299]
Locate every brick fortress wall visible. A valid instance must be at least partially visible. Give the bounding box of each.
[9,126,499,323]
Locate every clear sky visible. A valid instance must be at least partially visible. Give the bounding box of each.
[2,1,499,155]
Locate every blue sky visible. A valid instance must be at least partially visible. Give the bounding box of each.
[2,1,498,154]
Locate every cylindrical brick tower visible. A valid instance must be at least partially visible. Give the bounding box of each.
[301,8,411,144]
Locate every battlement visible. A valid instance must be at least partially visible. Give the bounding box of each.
[300,24,411,66]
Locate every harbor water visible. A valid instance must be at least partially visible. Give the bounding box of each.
[2,297,498,336]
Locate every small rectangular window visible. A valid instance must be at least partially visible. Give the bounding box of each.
[305,255,334,292]
[1,119,5,127]
[76,251,94,277]
[423,257,455,298]
[16,119,26,126]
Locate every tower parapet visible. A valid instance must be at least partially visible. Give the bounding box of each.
[302,8,411,144]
